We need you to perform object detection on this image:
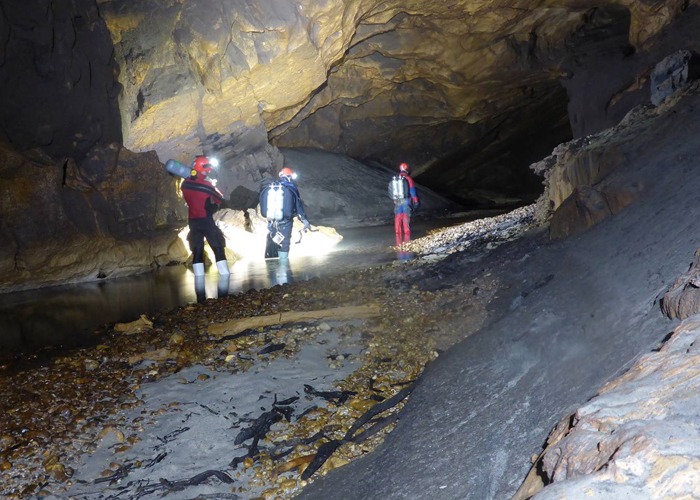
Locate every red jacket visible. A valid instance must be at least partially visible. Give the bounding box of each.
[400,172,420,207]
[181,176,225,219]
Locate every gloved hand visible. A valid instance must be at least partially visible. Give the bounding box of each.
[302,219,312,231]
[412,200,421,213]
[205,198,220,215]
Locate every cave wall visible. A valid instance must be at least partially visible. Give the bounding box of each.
[0,140,188,291]
[1,0,699,290]
[0,0,186,292]
[0,0,122,159]
[562,3,700,138]
[94,0,696,207]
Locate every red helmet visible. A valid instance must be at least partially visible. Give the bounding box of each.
[399,162,409,173]
[279,167,297,180]
[192,155,214,176]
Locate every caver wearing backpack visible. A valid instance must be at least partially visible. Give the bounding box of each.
[259,167,311,261]
[181,155,229,276]
[388,162,420,247]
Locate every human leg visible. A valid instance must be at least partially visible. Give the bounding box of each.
[395,213,411,246]
[278,219,293,253]
[187,220,206,276]
[394,213,403,247]
[203,219,229,275]
[401,214,411,243]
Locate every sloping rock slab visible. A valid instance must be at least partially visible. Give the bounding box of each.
[516,315,700,499]
[661,248,700,320]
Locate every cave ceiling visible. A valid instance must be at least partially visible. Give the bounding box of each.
[1,0,693,206]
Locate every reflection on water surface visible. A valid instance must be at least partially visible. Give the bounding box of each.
[0,224,398,354]
[0,215,483,355]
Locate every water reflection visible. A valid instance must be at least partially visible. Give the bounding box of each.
[0,216,478,355]
[396,250,415,262]
[191,255,304,303]
[0,232,389,354]
[0,269,193,354]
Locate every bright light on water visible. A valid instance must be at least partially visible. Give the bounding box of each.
[1,216,482,355]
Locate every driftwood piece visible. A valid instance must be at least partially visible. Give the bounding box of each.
[113,314,153,334]
[258,342,286,355]
[269,430,326,460]
[207,304,381,338]
[301,440,343,480]
[344,385,414,441]
[350,414,400,445]
[93,464,132,484]
[274,395,299,406]
[234,409,284,445]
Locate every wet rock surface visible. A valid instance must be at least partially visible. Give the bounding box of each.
[517,315,700,499]
[299,76,700,499]
[0,208,533,498]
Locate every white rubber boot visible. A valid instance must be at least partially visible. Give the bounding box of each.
[216,260,230,275]
[193,262,205,276]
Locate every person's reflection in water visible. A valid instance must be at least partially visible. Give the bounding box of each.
[194,275,206,303]
[217,274,230,298]
[267,257,294,286]
[397,250,414,262]
[194,273,231,303]
[277,255,293,285]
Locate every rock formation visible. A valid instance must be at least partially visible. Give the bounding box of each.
[516,315,700,499]
[0,140,188,291]
[1,1,700,290]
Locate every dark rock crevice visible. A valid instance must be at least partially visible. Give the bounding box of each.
[0,0,121,160]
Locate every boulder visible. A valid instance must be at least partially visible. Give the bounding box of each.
[516,316,700,499]
[211,207,343,262]
[661,248,700,320]
[650,49,700,106]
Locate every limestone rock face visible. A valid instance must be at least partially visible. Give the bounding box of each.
[0,142,188,292]
[651,49,700,105]
[548,186,612,240]
[661,248,700,320]
[0,0,122,159]
[531,80,700,239]
[96,0,690,206]
[516,315,700,499]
